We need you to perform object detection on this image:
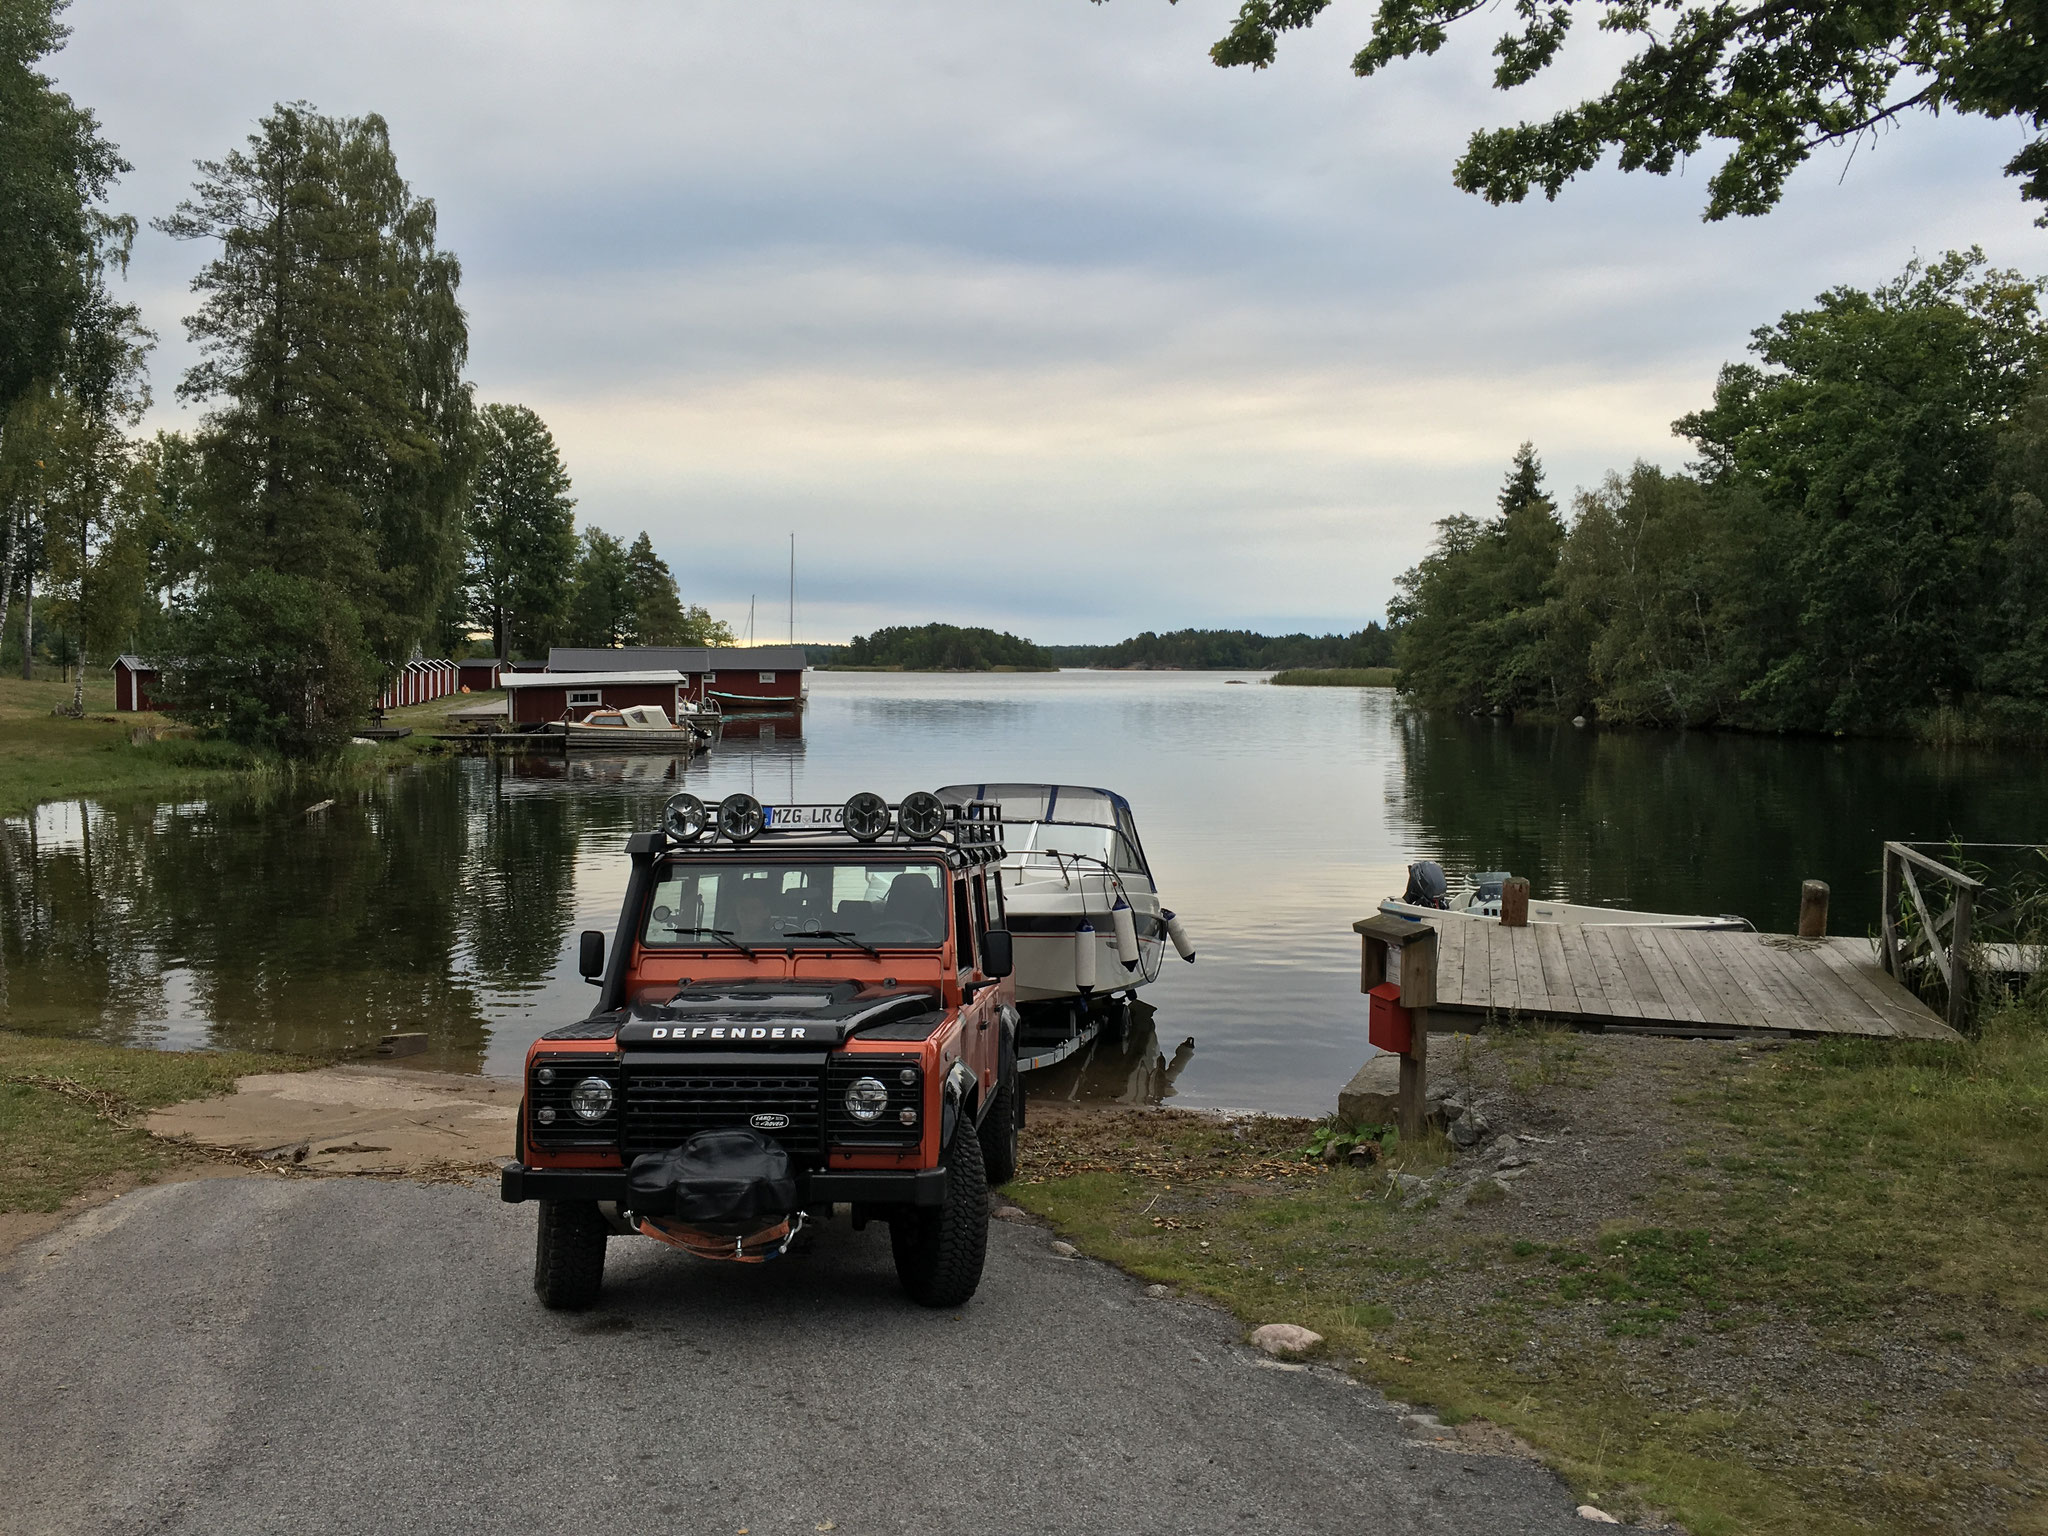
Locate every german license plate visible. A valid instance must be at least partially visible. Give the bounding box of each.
[763,804,842,829]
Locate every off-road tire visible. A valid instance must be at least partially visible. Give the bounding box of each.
[533,1199,608,1311]
[979,1069,1020,1187]
[891,1120,989,1308]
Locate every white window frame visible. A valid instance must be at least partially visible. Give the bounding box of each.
[567,689,601,707]
[759,671,777,683]
[704,671,717,682]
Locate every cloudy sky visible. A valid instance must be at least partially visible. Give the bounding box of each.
[49,0,2046,643]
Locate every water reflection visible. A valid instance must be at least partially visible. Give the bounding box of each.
[3,673,2042,1113]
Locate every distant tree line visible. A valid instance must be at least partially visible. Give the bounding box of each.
[1393,251,2048,740]
[808,624,1396,671]
[1045,626,1394,670]
[0,16,724,754]
[832,623,1053,670]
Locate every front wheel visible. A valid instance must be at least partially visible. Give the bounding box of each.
[533,1199,607,1311]
[891,1120,989,1308]
[979,1070,1020,1187]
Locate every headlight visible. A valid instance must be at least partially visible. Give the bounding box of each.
[843,791,889,841]
[569,1076,614,1121]
[845,1076,889,1122]
[664,793,708,842]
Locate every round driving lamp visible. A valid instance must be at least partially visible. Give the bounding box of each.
[843,791,889,842]
[845,1076,889,1122]
[718,793,765,842]
[897,790,947,840]
[569,1076,614,1122]
[664,792,708,842]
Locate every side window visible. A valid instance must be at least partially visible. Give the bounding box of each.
[758,671,776,683]
[952,877,976,971]
[568,689,600,707]
[1113,833,1146,875]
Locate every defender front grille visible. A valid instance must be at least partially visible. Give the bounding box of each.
[621,1065,826,1160]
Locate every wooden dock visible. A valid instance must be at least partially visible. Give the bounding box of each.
[1408,918,1958,1042]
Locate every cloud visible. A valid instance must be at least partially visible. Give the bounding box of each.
[53,0,2048,641]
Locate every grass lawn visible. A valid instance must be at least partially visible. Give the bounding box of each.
[1008,999,2048,1536]
[1269,667,1399,687]
[0,1031,319,1215]
[0,674,473,818]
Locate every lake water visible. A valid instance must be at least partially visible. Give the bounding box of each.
[3,672,2042,1115]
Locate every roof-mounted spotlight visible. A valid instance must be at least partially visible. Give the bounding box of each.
[663,793,708,843]
[843,791,889,842]
[897,790,946,841]
[718,793,765,842]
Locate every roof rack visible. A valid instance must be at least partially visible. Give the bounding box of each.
[656,792,1006,868]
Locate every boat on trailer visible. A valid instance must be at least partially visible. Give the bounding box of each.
[937,784,1195,1067]
[1379,863,1751,930]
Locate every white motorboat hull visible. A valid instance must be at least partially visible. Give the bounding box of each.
[561,724,710,752]
[1378,895,1749,931]
[1008,881,1169,1004]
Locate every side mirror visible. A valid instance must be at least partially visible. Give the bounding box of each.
[578,930,605,983]
[980,928,1013,980]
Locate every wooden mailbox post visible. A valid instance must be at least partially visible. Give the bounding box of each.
[1352,915,1439,1141]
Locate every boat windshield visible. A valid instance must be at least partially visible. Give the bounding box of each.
[643,859,950,948]
[1006,822,1148,877]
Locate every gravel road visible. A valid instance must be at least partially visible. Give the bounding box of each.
[0,1178,1596,1536]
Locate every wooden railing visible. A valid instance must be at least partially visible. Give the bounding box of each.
[1880,842,1980,1033]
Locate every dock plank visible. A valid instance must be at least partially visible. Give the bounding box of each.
[1765,938,1888,1034]
[1485,922,1522,1019]
[1579,925,1638,1019]
[1700,932,1802,1030]
[1627,929,1705,1023]
[1553,924,1613,1017]
[1677,931,1775,1031]
[1643,928,1727,1025]
[1599,925,1676,1021]
[1806,939,1932,1035]
[1533,923,1581,1016]
[1509,926,1552,1018]
[1434,919,1469,1008]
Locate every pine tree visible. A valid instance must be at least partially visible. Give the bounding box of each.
[625,531,686,645]
[465,403,575,662]
[568,528,633,649]
[153,103,474,752]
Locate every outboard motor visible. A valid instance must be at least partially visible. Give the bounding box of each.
[1403,861,1449,910]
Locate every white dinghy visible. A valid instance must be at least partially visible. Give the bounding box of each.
[936,784,1195,1025]
[1379,863,1750,930]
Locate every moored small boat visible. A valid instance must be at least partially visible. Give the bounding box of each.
[561,704,714,752]
[1380,863,1751,930]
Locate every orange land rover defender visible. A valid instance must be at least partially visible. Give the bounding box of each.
[500,789,1019,1311]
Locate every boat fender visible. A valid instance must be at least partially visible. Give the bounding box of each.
[1110,898,1140,972]
[1074,921,1097,995]
[1163,908,1196,963]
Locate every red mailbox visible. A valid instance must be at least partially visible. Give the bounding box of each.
[1367,982,1412,1055]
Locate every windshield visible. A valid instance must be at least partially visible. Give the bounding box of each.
[643,858,950,948]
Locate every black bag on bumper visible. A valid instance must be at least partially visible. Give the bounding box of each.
[626,1129,798,1230]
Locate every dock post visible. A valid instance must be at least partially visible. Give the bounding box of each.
[1500,878,1529,928]
[1798,880,1830,938]
[1353,916,1439,1144]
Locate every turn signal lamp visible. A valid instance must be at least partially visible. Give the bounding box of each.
[718,793,765,842]
[664,793,708,842]
[843,791,890,842]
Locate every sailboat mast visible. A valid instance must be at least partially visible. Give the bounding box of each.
[788,532,795,645]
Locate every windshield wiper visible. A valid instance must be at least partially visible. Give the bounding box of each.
[809,929,883,960]
[667,927,757,959]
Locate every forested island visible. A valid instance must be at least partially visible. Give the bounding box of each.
[1394,252,2048,742]
[812,622,1395,672]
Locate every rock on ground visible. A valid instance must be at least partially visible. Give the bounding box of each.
[1251,1323,1324,1356]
